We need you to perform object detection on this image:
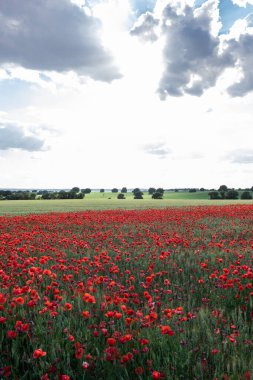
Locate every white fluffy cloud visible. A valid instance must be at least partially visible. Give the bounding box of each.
[231,0,253,6]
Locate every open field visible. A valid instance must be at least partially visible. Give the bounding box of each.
[0,205,252,379]
[1,191,253,215]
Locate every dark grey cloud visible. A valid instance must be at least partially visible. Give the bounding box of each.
[157,2,235,99]
[0,122,46,151]
[227,149,253,164]
[226,34,253,97]
[130,12,159,41]
[143,142,172,159]
[0,0,121,82]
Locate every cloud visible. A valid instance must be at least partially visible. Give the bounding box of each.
[130,12,159,41]
[231,0,253,6]
[157,1,235,99]
[130,0,253,98]
[0,122,47,151]
[226,149,253,163]
[143,142,172,159]
[0,0,121,82]
[226,33,253,96]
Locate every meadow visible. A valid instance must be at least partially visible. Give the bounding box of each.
[0,205,252,379]
[1,191,253,215]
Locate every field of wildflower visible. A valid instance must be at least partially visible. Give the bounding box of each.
[0,205,252,379]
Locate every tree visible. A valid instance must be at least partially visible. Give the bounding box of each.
[132,188,141,195]
[208,191,220,200]
[41,191,51,200]
[225,189,239,200]
[81,188,91,194]
[148,187,156,195]
[152,191,163,199]
[156,188,164,194]
[189,188,196,192]
[71,187,80,194]
[100,189,105,193]
[58,190,68,199]
[240,191,252,200]
[76,192,84,199]
[30,192,36,200]
[111,188,118,193]
[117,193,125,199]
[121,187,127,193]
[218,185,228,192]
[200,188,205,191]
[134,191,143,199]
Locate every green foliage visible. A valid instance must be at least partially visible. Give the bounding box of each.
[117,193,126,199]
[148,187,156,195]
[209,188,238,200]
[240,191,252,200]
[226,189,239,200]
[111,188,118,193]
[71,187,80,194]
[81,188,91,194]
[218,185,228,192]
[208,191,220,200]
[152,191,163,199]
[133,191,143,199]
[121,187,127,193]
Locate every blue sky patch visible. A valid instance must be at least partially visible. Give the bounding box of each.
[0,79,35,110]
[195,0,253,33]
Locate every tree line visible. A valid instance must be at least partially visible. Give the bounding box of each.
[0,187,165,200]
[1,185,253,201]
[208,185,253,200]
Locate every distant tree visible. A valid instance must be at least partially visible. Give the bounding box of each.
[152,191,163,199]
[148,187,156,195]
[111,188,118,193]
[156,188,164,194]
[41,191,51,200]
[174,189,179,192]
[218,185,228,192]
[134,191,143,199]
[58,190,68,199]
[81,188,91,194]
[240,191,252,200]
[117,193,126,199]
[200,188,205,191]
[189,188,197,193]
[76,192,84,199]
[208,191,220,200]
[30,192,36,200]
[68,191,78,199]
[226,189,239,199]
[121,187,127,193]
[132,188,141,195]
[71,187,80,194]
[100,189,105,193]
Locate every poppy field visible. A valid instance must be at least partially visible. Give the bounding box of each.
[0,205,252,379]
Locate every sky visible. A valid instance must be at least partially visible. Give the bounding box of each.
[1,0,253,190]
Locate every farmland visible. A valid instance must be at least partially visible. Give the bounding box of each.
[0,205,252,379]
[1,190,253,215]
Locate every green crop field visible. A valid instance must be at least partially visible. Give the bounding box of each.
[0,191,253,215]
